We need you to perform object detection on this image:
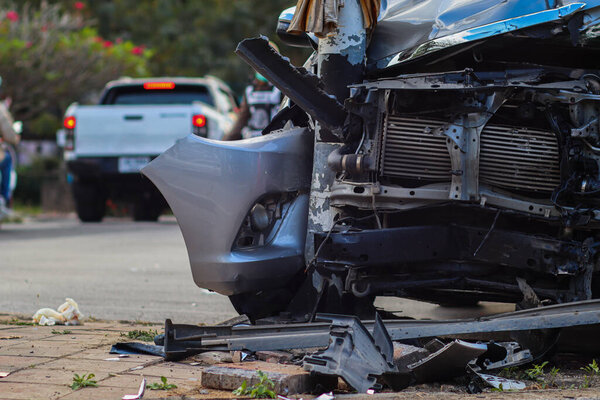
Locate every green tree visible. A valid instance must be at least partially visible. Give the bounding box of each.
[0,2,150,134]
[85,0,309,93]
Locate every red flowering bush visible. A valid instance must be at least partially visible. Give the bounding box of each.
[5,11,18,22]
[0,2,151,125]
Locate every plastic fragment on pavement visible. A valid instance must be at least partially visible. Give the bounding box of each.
[32,298,83,326]
[314,392,334,400]
[408,340,488,383]
[130,366,145,371]
[476,371,526,390]
[122,378,146,400]
[0,372,10,378]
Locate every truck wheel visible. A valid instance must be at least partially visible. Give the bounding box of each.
[73,182,106,222]
[132,199,162,222]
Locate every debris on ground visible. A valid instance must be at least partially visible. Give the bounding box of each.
[158,299,600,395]
[110,342,165,357]
[122,378,146,400]
[31,298,83,326]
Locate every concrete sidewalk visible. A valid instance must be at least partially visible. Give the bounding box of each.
[3,314,600,400]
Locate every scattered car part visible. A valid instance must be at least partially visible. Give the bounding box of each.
[407,340,487,383]
[303,314,406,393]
[122,378,146,400]
[472,342,534,372]
[162,299,600,360]
[110,342,165,357]
[469,367,526,391]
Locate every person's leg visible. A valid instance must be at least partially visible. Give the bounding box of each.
[0,149,12,204]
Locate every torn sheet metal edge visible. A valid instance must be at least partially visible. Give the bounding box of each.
[122,378,146,400]
[303,314,400,393]
[407,340,487,383]
[375,3,586,70]
[163,299,600,358]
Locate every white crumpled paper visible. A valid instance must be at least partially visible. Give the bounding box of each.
[32,298,84,326]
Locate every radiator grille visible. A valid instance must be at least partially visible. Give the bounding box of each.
[381,115,561,193]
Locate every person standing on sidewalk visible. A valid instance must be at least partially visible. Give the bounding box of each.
[0,78,20,216]
[222,42,282,141]
[222,73,282,141]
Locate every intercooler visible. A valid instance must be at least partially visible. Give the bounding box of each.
[380,115,561,193]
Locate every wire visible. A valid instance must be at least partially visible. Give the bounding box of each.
[473,210,501,256]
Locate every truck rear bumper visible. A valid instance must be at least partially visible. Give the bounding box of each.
[67,156,156,178]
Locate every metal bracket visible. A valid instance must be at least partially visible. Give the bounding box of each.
[303,313,400,393]
[236,36,347,132]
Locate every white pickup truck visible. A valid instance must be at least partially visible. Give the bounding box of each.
[63,77,237,222]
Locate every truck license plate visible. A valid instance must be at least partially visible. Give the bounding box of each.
[118,157,150,173]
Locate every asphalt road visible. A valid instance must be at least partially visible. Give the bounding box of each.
[0,216,513,324]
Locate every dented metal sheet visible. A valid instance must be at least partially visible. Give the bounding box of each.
[368,0,600,70]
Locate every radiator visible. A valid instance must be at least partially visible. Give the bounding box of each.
[381,115,561,193]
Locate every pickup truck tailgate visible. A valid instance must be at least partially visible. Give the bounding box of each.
[73,105,199,157]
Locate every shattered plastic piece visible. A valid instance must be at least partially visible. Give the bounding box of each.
[475,371,526,390]
[0,372,10,378]
[32,298,83,326]
[130,366,144,371]
[408,340,487,383]
[314,392,334,400]
[122,378,146,400]
[473,342,533,372]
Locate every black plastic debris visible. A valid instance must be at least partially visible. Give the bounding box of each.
[110,342,165,357]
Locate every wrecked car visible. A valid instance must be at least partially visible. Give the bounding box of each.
[142,0,600,321]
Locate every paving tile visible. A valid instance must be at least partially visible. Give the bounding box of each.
[0,342,89,358]
[0,367,113,387]
[64,347,160,364]
[42,357,134,374]
[100,373,198,389]
[52,385,132,400]
[0,355,54,372]
[125,361,203,379]
[58,384,184,400]
[0,382,70,400]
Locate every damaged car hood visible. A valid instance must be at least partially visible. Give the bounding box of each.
[369,0,600,70]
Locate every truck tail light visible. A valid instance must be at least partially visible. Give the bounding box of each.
[64,116,76,129]
[63,116,76,150]
[192,114,208,137]
[143,82,175,90]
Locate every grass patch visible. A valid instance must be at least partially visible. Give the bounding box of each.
[121,329,159,342]
[147,376,177,390]
[70,373,98,390]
